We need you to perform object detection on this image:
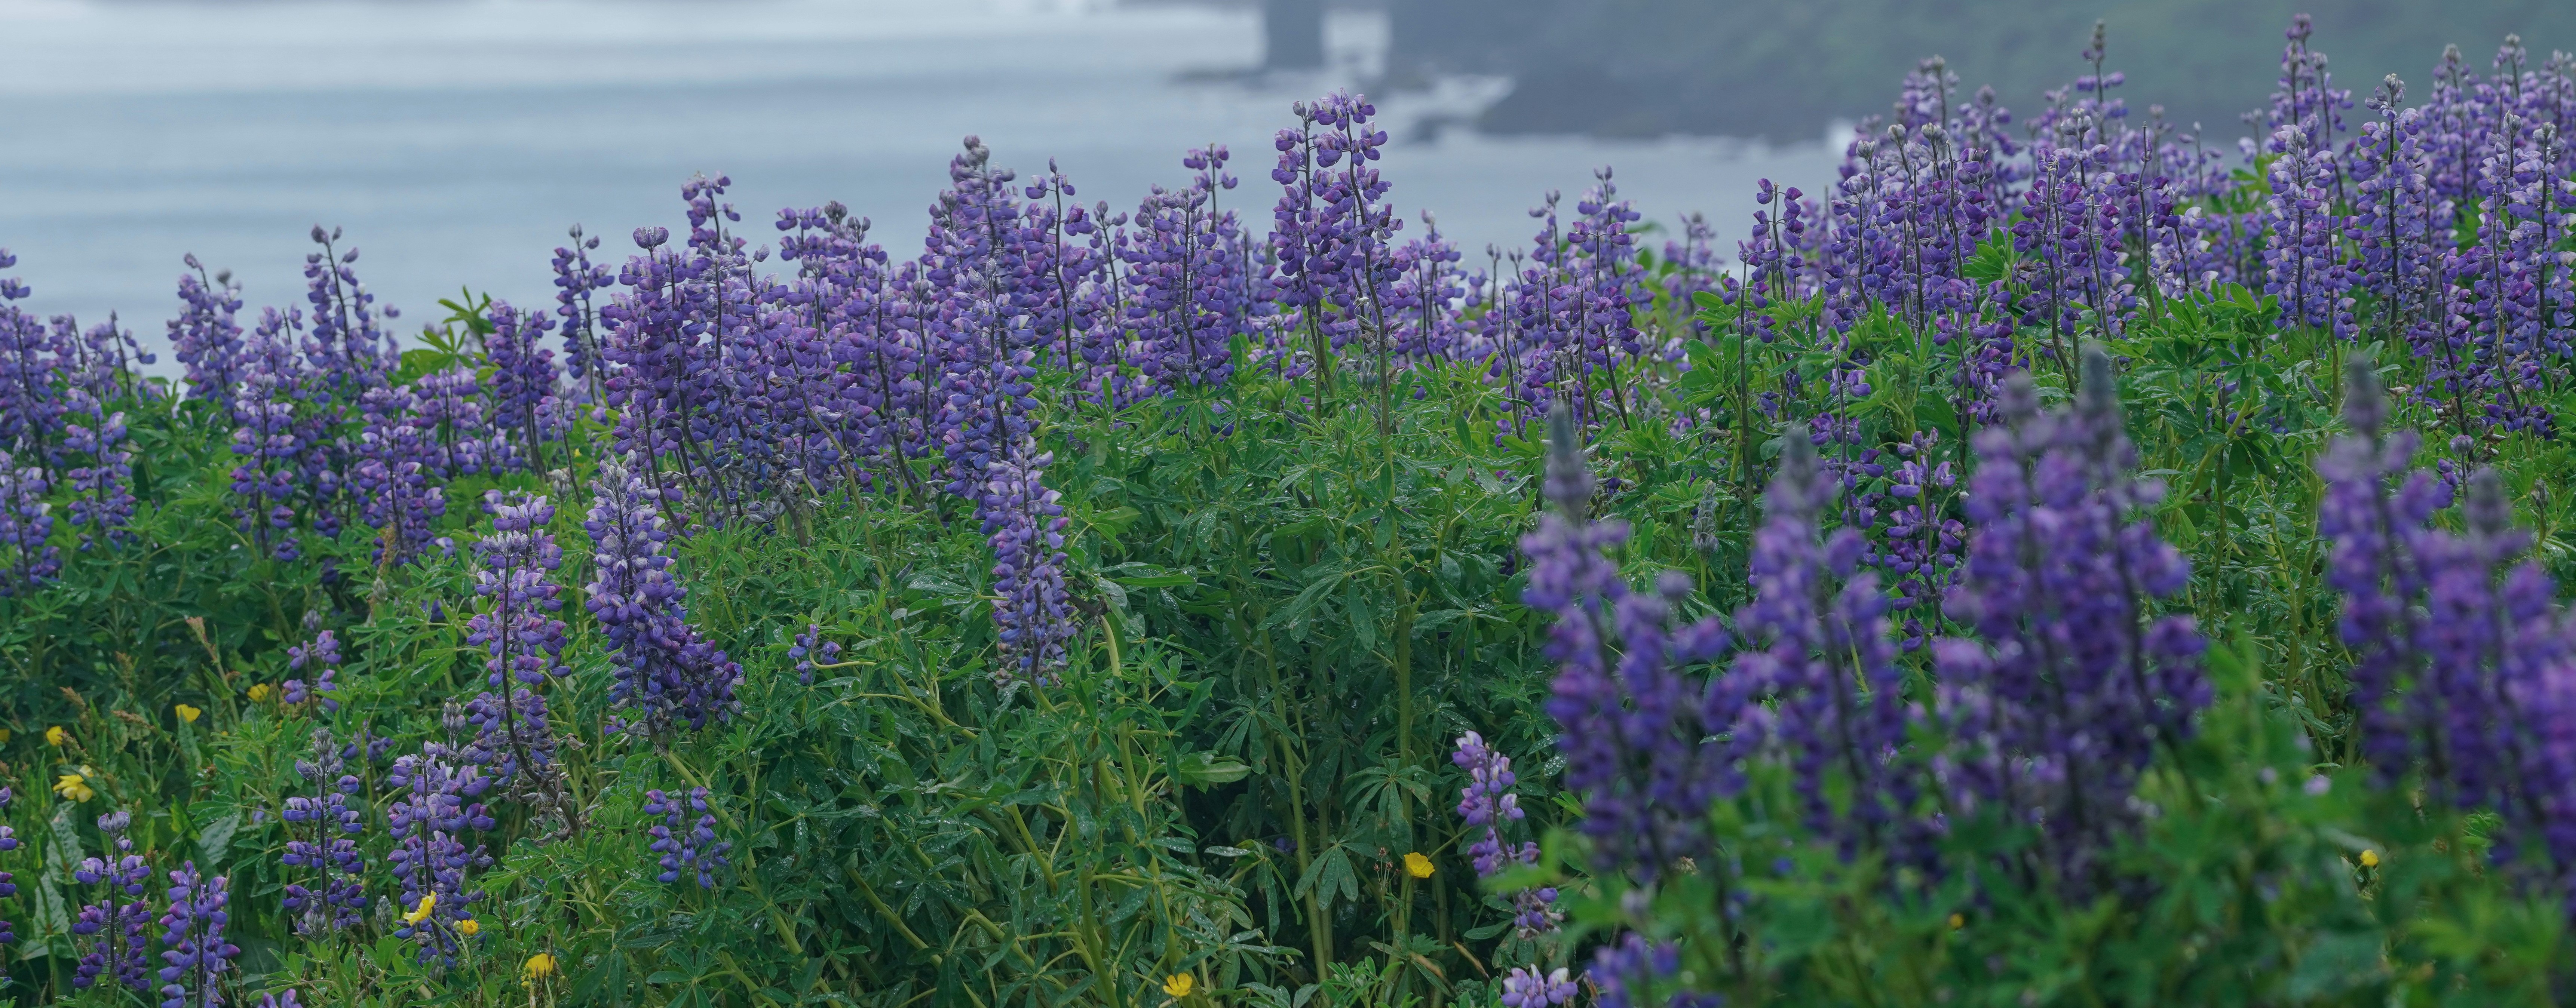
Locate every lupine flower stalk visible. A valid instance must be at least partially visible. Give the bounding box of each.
[789,623,841,686]
[228,311,322,561]
[282,623,341,712]
[0,450,57,594]
[643,787,733,888]
[385,744,493,960]
[1931,351,2207,889]
[73,810,156,994]
[553,224,614,404]
[1710,437,1918,857]
[2263,125,2355,338]
[465,492,573,814]
[1523,406,1732,883]
[485,300,562,472]
[1499,966,1577,1008]
[0,788,19,947]
[982,439,1075,683]
[585,461,740,731]
[156,863,240,1008]
[282,729,367,935]
[58,385,134,549]
[469,491,568,689]
[1271,93,1401,389]
[1122,146,1247,391]
[300,227,398,409]
[169,255,247,427]
[351,384,446,564]
[1452,732,1559,937]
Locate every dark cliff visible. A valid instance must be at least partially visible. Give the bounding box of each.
[1386,0,2576,142]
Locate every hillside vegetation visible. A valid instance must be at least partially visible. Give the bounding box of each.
[4,13,2576,1007]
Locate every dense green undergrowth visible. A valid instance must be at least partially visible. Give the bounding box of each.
[9,22,2576,1004]
[5,290,2576,1007]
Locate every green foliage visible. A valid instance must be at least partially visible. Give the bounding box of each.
[10,237,2576,1008]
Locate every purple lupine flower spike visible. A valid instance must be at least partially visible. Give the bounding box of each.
[225,309,322,562]
[1932,352,2207,890]
[2319,359,2576,909]
[169,255,248,428]
[552,224,614,405]
[790,623,841,686]
[0,788,19,947]
[1585,933,1679,1008]
[1123,145,1248,391]
[1524,405,1732,883]
[1711,436,1918,859]
[280,729,367,935]
[385,743,494,961]
[2318,359,2452,777]
[0,450,57,594]
[458,491,574,814]
[468,491,568,689]
[1452,732,1558,937]
[484,299,562,473]
[1500,965,1577,1008]
[0,249,69,471]
[643,787,732,888]
[156,862,240,1008]
[983,438,1075,683]
[300,226,398,408]
[585,460,741,732]
[73,810,156,993]
[282,625,341,712]
[58,372,135,551]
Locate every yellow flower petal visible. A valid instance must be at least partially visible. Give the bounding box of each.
[246,684,274,703]
[1162,973,1194,997]
[45,726,68,746]
[175,704,202,725]
[456,918,479,937]
[1403,851,1433,879]
[1948,913,1965,930]
[53,773,93,803]
[2359,849,2380,869]
[402,893,437,924]
[524,952,558,981]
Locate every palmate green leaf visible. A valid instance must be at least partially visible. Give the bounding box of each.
[1963,233,2020,284]
[1291,844,1362,916]
[1262,561,1350,633]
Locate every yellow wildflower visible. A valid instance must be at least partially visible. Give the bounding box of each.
[456,918,479,937]
[524,952,558,982]
[0,728,13,744]
[54,771,93,802]
[1948,913,1965,930]
[175,704,202,725]
[1403,851,1433,879]
[2359,849,2381,869]
[246,683,274,703]
[402,893,436,924]
[45,726,68,747]
[1162,973,1194,998]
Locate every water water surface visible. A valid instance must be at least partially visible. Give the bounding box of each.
[0,0,1841,360]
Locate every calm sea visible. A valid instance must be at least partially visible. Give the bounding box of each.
[0,0,1840,362]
